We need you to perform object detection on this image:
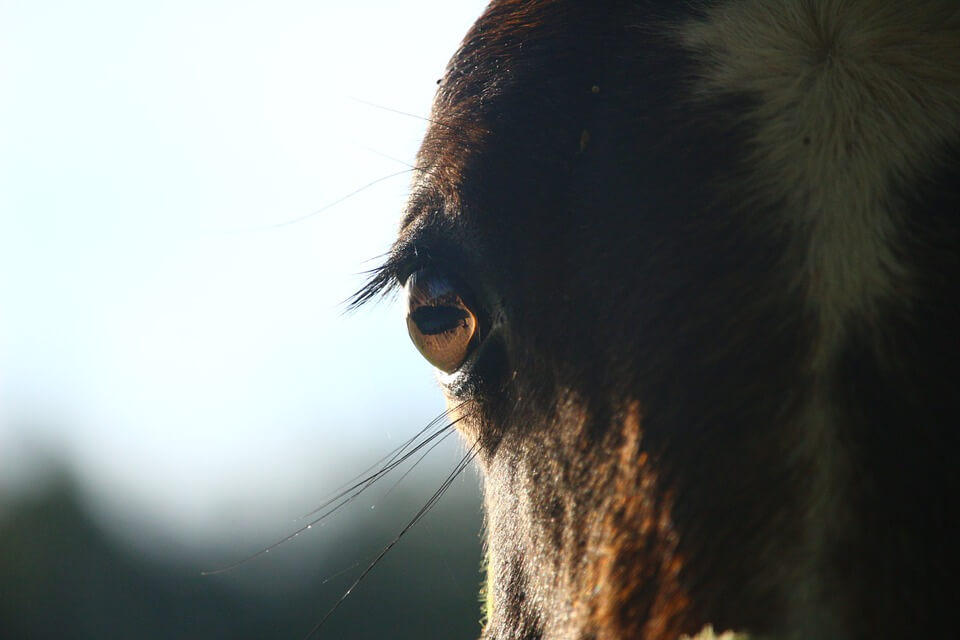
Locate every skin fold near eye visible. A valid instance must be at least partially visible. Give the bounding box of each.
[405,269,478,373]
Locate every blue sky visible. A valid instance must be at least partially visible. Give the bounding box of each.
[0,0,489,545]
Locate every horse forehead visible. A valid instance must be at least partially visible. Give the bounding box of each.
[401,6,619,236]
[403,1,718,236]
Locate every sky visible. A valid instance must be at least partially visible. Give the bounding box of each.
[0,0,490,545]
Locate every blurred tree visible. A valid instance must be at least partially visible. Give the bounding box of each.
[0,472,483,639]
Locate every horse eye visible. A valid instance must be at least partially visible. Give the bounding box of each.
[405,269,478,373]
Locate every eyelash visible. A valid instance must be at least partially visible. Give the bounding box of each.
[347,254,413,310]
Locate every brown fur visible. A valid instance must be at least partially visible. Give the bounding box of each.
[366,1,960,638]
[583,405,689,640]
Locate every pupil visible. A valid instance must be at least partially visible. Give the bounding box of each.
[411,305,469,335]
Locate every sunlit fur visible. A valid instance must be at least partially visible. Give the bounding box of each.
[366,1,960,638]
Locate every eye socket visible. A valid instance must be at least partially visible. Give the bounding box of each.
[405,268,478,373]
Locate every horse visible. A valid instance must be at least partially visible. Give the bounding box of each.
[354,1,960,638]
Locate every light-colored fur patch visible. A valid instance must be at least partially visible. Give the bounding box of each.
[680,1,960,637]
[682,0,960,362]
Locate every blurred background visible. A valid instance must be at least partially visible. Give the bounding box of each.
[0,1,490,637]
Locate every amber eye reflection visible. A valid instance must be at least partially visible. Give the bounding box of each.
[405,269,478,373]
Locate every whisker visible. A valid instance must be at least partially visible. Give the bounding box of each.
[299,405,461,520]
[261,170,415,230]
[357,145,417,169]
[357,251,390,266]
[200,408,467,576]
[320,561,361,586]
[380,426,457,502]
[221,169,415,236]
[349,97,459,132]
[302,439,481,640]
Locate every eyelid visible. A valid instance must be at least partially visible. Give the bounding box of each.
[394,252,454,288]
[395,259,423,287]
[388,235,484,310]
[387,243,427,287]
[390,228,470,285]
